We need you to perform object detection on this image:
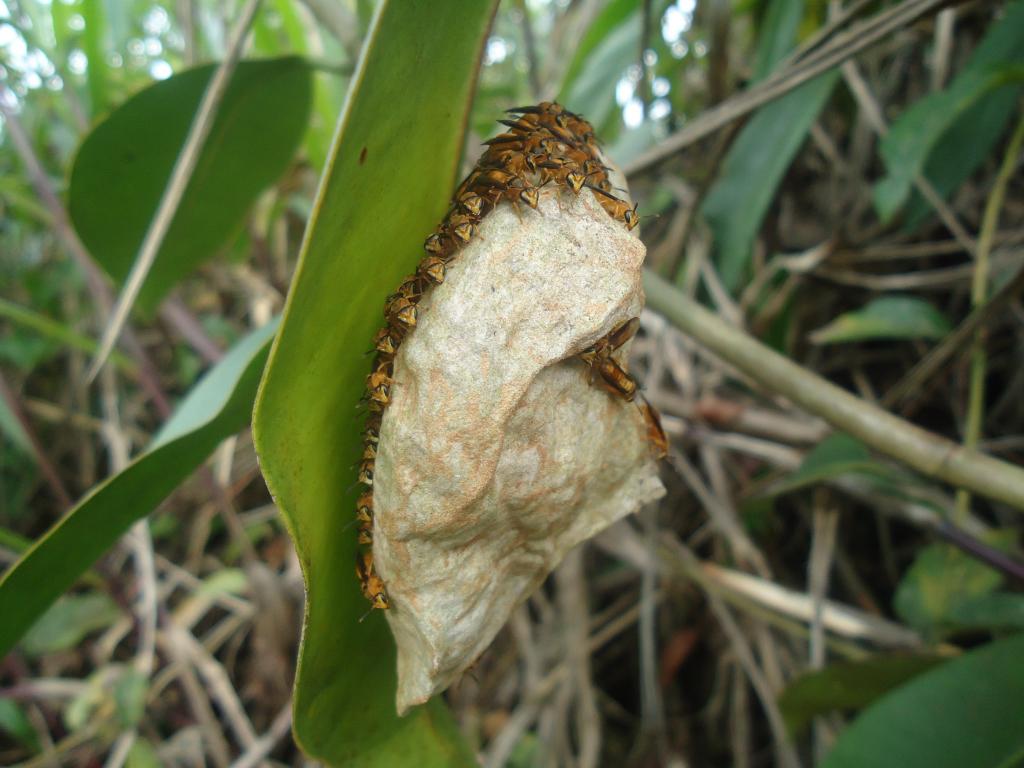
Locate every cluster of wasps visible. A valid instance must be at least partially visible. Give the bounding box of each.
[355,102,668,614]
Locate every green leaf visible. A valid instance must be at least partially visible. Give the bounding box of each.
[113,669,149,728]
[81,0,110,115]
[0,297,134,371]
[21,592,121,656]
[0,321,278,657]
[702,70,840,291]
[779,653,947,735]
[766,433,895,496]
[560,0,636,98]
[751,0,803,81]
[894,542,1004,638]
[68,57,312,312]
[560,7,640,133]
[126,739,162,768]
[809,296,952,344]
[822,633,1024,768]
[873,1,1024,221]
[0,384,34,457]
[0,697,41,753]
[252,1,497,764]
[948,592,1024,631]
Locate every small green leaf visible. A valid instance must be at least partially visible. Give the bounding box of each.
[894,542,1004,638]
[766,433,893,496]
[873,1,1024,221]
[0,698,41,752]
[21,592,121,656]
[253,1,496,765]
[809,296,952,344]
[0,321,278,657]
[114,669,149,728]
[0,385,34,457]
[822,633,1024,768]
[779,653,947,735]
[69,57,312,311]
[126,739,162,768]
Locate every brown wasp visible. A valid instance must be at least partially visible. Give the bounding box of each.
[585,184,639,230]
[355,551,389,612]
[637,395,669,459]
[356,491,374,525]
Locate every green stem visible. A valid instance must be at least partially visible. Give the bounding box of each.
[643,269,1024,512]
[955,102,1024,521]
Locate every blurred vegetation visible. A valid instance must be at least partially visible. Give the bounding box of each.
[1,0,1023,766]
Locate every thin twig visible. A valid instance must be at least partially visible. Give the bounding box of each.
[956,103,1024,520]
[89,0,263,380]
[644,269,1024,511]
[664,538,802,768]
[229,702,293,768]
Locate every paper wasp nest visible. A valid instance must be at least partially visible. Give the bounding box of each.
[372,185,666,714]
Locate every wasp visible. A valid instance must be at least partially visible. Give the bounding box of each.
[585,184,640,230]
[358,528,373,546]
[386,296,417,330]
[372,327,398,356]
[637,395,669,459]
[355,551,389,611]
[595,357,638,401]
[456,192,486,218]
[356,491,374,525]
[580,317,640,402]
[417,256,447,285]
[424,231,456,259]
[447,213,479,245]
[358,459,374,486]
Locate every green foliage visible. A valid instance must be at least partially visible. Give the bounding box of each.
[779,653,946,735]
[822,633,1024,768]
[894,542,1005,639]
[0,321,277,657]
[0,698,40,752]
[252,1,497,764]
[809,296,952,344]
[767,433,895,496]
[702,0,839,291]
[21,592,121,656]
[68,57,312,311]
[873,0,1024,222]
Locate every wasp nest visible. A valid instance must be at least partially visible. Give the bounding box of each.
[356,103,667,713]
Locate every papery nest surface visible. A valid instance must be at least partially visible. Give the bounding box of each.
[372,185,666,714]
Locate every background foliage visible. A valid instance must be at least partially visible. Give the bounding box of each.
[1,0,1022,765]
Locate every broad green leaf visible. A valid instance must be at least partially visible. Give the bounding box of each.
[779,653,947,735]
[0,321,278,657]
[822,633,1024,768]
[702,72,838,290]
[21,592,121,656]
[874,1,1024,221]
[68,57,312,311]
[894,542,1004,638]
[252,1,497,764]
[809,296,952,344]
